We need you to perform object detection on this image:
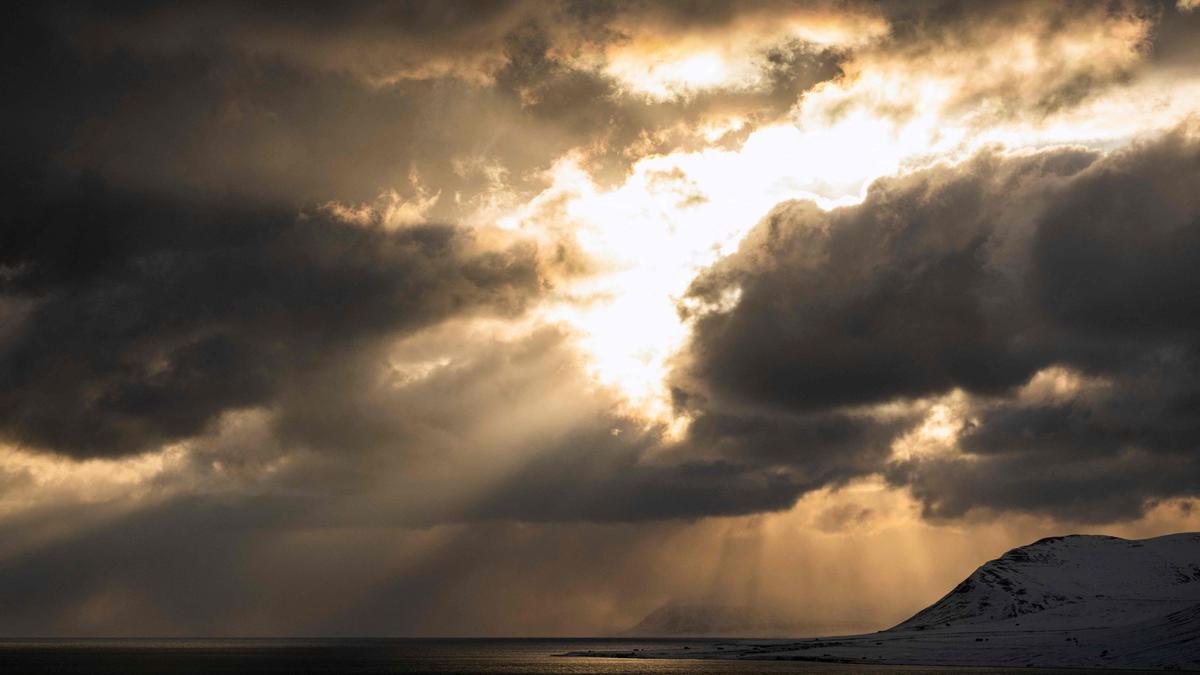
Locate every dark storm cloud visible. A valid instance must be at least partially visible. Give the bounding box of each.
[674,125,1200,520]
[468,404,904,522]
[6,0,1148,228]
[11,0,844,196]
[257,325,830,524]
[887,447,1200,524]
[0,3,566,460]
[0,0,1199,642]
[470,430,802,522]
[5,0,1170,215]
[460,120,1200,525]
[3,0,1196,511]
[676,147,1101,412]
[0,1,842,464]
[3,2,552,208]
[0,168,542,458]
[2,1,851,215]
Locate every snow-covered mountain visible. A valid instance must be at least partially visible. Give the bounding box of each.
[895,533,1200,631]
[572,533,1200,670]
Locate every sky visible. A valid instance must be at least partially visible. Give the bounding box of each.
[2,0,1200,637]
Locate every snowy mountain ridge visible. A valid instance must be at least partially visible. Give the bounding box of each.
[895,532,1200,631]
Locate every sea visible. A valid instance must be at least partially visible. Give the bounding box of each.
[0,638,1113,674]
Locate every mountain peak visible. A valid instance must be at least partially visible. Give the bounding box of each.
[893,532,1200,632]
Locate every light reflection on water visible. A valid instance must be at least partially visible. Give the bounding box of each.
[0,638,1091,674]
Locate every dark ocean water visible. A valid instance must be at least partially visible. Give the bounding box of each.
[0,638,1105,674]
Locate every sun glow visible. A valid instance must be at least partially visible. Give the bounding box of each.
[605,51,747,100]
[594,6,888,100]
[505,112,956,420]
[492,28,1200,427]
[889,392,971,462]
